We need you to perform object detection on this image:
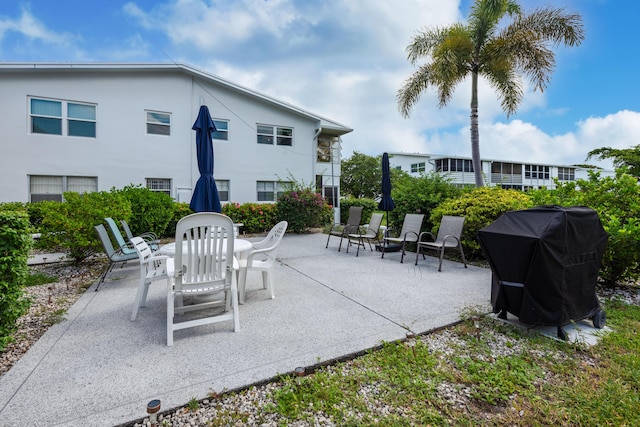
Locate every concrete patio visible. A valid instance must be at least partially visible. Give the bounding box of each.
[0,233,492,426]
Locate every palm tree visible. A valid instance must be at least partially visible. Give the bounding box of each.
[397,0,584,187]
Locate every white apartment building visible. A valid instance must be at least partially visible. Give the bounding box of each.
[0,62,351,211]
[389,152,615,190]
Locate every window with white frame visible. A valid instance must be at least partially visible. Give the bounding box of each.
[257,124,293,146]
[256,181,290,202]
[525,164,550,180]
[216,179,230,201]
[29,175,97,202]
[411,162,426,173]
[146,178,172,196]
[212,119,229,141]
[146,111,171,135]
[557,167,575,181]
[30,97,96,137]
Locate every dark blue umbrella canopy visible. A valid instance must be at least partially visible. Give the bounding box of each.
[378,152,395,215]
[189,105,221,213]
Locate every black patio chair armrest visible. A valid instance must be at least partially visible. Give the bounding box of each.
[418,231,435,243]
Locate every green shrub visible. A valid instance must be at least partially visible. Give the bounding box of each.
[431,187,532,258]
[222,202,278,234]
[529,170,640,286]
[277,188,333,233]
[112,185,174,237]
[339,197,377,224]
[0,211,32,351]
[0,202,27,212]
[389,172,462,233]
[37,191,131,263]
[164,202,194,238]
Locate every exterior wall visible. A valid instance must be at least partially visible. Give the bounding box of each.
[0,67,344,204]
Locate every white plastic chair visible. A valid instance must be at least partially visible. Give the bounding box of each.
[168,212,239,346]
[130,236,174,321]
[238,221,288,304]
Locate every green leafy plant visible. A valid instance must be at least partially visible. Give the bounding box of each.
[222,202,278,234]
[389,172,461,233]
[112,185,174,238]
[431,186,532,258]
[37,191,131,262]
[0,211,32,351]
[529,170,640,286]
[277,186,333,233]
[164,202,194,238]
[187,397,199,411]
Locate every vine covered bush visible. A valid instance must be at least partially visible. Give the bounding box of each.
[37,191,131,262]
[112,185,174,238]
[222,202,278,234]
[0,211,32,351]
[277,188,333,233]
[529,170,640,286]
[431,187,532,258]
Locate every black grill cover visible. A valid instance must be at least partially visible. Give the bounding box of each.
[477,206,608,326]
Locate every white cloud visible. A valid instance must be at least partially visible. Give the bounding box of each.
[0,8,76,47]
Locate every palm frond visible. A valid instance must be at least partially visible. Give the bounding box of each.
[406,27,450,65]
[397,65,434,118]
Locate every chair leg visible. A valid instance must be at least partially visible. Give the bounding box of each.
[231,279,240,332]
[167,292,174,346]
[400,242,406,263]
[338,235,345,252]
[238,266,248,304]
[438,247,445,272]
[459,244,468,268]
[130,278,148,321]
[262,270,275,299]
[325,232,331,248]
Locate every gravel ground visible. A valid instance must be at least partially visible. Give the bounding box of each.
[2,259,639,426]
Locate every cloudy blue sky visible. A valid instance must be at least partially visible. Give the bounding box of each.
[1,0,638,168]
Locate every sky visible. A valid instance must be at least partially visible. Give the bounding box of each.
[1,0,638,169]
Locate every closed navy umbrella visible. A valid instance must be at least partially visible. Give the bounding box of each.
[189,105,221,213]
[378,152,395,225]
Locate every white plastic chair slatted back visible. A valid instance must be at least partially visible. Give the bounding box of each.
[174,213,234,294]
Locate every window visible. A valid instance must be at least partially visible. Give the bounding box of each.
[257,124,293,146]
[525,164,550,180]
[324,186,338,207]
[29,175,97,202]
[436,158,474,173]
[146,178,172,196]
[30,97,96,137]
[492,162,521,175]
[411,162,426,173]
[317,138,339,162]
[146,111,171,135]
[212,120,229,140]
[257,181,290,202]
[216,179,230,201]
[557,167,575,181]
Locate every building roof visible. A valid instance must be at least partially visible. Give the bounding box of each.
[0,61,352,136]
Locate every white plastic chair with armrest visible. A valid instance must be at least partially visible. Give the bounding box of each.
[238,221,288,304]
[168,212,239,346]
[130,236,174,321]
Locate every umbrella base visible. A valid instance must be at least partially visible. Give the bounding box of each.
[375,243,402,252]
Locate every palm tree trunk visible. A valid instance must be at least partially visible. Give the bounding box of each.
[470,70,484,187]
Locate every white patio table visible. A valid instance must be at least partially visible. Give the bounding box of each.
[157,238,252,258]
